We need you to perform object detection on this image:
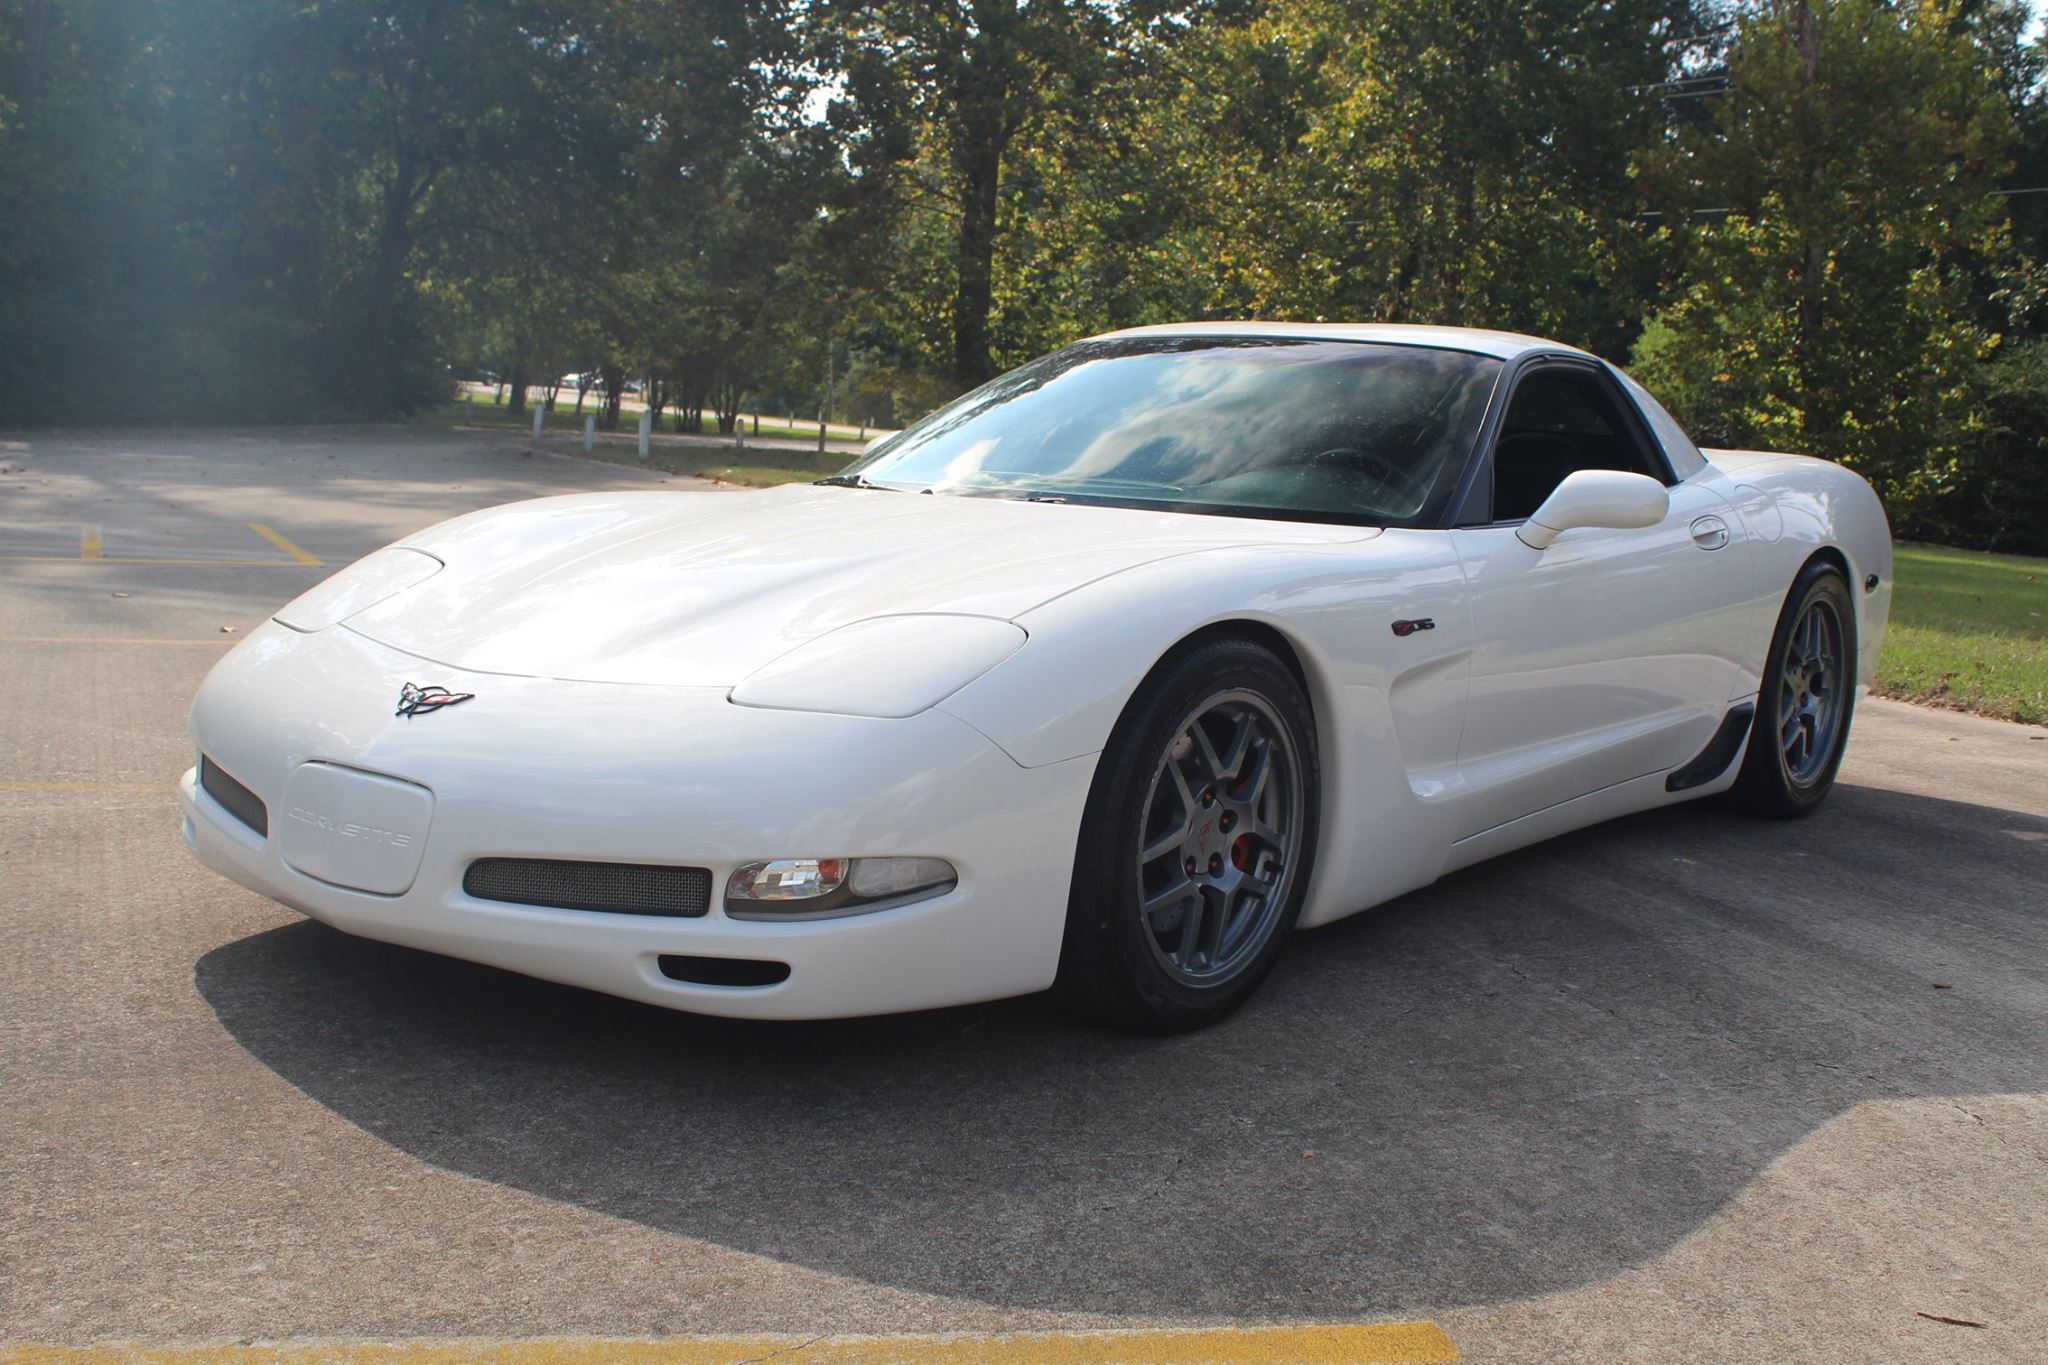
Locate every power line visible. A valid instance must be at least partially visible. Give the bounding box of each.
[1623,76,1731,100]
[1635,188,2048,219]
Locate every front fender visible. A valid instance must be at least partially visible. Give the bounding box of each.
[936,531,1473,926]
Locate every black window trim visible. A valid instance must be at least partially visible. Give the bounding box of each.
[1608,361,1711,482]
[1449,353,1680,529]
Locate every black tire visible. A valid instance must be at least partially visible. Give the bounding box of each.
[1728,559,1858,818]
[1055,635,1320,1032]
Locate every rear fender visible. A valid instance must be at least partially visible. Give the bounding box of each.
[1708,450,1893,689]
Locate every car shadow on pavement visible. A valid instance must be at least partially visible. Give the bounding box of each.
[193,781,2048,1319]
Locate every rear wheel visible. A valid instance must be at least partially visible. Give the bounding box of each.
[1728,559,1857,818]
[1056,636,1319,1032]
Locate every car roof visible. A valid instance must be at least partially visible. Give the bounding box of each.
[1090,321,1585,363]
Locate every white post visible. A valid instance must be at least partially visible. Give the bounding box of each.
[637,409,652,461]
[532,405,544,441]
[820,350,835,453]
[735,415,745,452]
[583,415,595,452]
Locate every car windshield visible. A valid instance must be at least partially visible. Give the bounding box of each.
[840,337,1502,525]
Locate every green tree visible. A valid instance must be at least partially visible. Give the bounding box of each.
[1940,337,2048,553]
[1045,0,1695,354]
[976,0,1229,359]
[815,0,1121,384]
[1631,0,2021,518]
[1,0,202,423]
[0,0,613,422]
[1290,0,1685,349]
[608,0,835,430]
[1955,1,2048,329]
[297,0,606,414]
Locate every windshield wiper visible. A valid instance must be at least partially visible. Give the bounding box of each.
[816,473,898,491]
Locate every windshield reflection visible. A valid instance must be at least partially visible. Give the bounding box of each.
[843,338,1501,526]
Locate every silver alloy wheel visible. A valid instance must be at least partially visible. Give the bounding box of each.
[1780,597,1845,786]
[1133,690,1305,986]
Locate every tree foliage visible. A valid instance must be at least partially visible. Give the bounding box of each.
[1632,0,2026,522]
[1199,0,1686,349]
[2,0,2044,548]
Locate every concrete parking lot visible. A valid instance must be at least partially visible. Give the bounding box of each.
[2,427,2044,1363]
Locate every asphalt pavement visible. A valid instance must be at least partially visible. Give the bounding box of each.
[1,426,2043,1363]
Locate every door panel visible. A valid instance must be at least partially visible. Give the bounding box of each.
[1446,472,1755,839]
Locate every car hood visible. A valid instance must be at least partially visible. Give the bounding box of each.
[344,484,1373,687]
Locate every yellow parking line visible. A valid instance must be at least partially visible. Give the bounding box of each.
[0,1323,1459,1364]
[80,524,102,559]
[0,556,319,567]
[247,522,322,565]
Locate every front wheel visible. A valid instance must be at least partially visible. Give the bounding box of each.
[1056,636,1320,1032]
[1728,559,1858,818]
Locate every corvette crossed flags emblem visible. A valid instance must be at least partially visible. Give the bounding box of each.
[396,682,475,718]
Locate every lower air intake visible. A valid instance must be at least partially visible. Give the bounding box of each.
[199,756,269,837]
[463,858,712,917]
[658,955,791,988]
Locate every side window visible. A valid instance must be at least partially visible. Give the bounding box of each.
[1489,367,1671,522]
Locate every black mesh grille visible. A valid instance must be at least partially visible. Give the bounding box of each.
[199,756,268,837]
[463,858,712,917]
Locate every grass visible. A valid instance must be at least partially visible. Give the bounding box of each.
[623,450,846,487]
[420,388,873,487]
[426,389,880,443]
[1875,542,2048,725]
[536,429,848,487]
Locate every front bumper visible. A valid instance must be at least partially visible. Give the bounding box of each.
[181,622,1095,1019]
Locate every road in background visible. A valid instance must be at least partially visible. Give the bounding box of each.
[2,428,2044,1363]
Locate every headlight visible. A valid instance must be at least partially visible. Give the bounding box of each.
[725,857,958,920]
[274,546,442,632]
[729,614,1025,718]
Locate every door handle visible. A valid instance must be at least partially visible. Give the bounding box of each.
[1689,515,1730,551]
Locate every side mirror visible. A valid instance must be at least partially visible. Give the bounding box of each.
[1517,469,1670,550]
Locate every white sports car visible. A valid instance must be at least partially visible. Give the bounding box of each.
[182,324,1892,1030]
